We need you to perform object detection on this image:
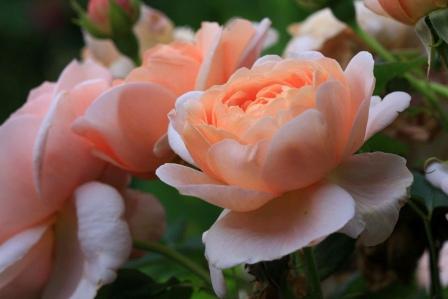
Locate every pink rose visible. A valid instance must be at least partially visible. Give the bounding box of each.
[364,0,448,25]
[73,18,271,176]
[156,52,413,286]
[87,0,135,33]
[0,60,165,298]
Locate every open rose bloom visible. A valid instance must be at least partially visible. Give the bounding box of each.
[0,60,165,298]
[364,0,448,24]
[73,18,271,177]
[157,51,413,281]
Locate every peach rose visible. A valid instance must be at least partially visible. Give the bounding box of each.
[364,0,448,25]
[156,51,413,292]
[285,1,419,66]
[83,4,174,78]
[0,60,165,299]
[73,18,271,176]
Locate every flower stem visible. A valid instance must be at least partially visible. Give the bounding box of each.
[133,240,212,286]
[351,22,448,129]
[407,201,444,299]
[303,247,323,299]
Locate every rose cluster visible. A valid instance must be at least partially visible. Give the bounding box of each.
[2,0,448,298]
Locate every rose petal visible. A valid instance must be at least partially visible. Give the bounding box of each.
[209,263,226,299]
[262,109,336,192]
[73,82,177,175]
[0,225,53,299]
[207,139,273,192]
[0,115,58,242]
[156,163,276,212]
[425,161,448,195]
[167,123,195,165]
[42,182,132,299]
[33,80,109,202]
[203,182,355,269]
[333,152,413,245]
[123,189,166,242]
[365,91,411,140]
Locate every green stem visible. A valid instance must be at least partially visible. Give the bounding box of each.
[133,240,211,286]
[351,22,448,129]
[407,201,444,299]
[423,219,443,299]
[303,247,323,299]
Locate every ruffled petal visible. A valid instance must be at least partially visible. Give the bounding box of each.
[42,182,132,299]
[333,152,413,245]
[156,163,276,212]
[365,91,411,140]
[203,182,355,268]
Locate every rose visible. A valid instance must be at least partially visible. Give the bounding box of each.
[0,60,165,298]
[83,4,174,78]
[364,0,448,25]
[156,51,413,294]
[73,18,272,176]
[285,1,418,66]
[87,0,136,34]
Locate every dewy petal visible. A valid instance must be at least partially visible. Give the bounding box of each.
[333,152,413,246]
[123,189,166,242]
[425,161,448,195]
[365,91,411,141]
[42,182,132,299]
[203,182,355,269]
[156,164,276,212]
[262,109,335,192]
[72,82,177,175]
[0,225,54,299]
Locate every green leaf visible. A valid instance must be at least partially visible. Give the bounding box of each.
[314,233,355,280]
[359,133,409,157]
[429,8,448,45]
[411,171,448,215]
[373,58,426,94]
[329,0,356,27]
[96,269,194,299]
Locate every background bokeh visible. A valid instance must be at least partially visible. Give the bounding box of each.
[0,0,308,122]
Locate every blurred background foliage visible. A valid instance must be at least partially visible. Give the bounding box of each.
[0,0,308,122]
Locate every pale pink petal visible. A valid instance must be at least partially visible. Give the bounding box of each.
[156,164,276,212]
[73,82,177,175]
[333,152,413,246]
[167,123,195,165]
[0,115,58,243]
[237,18,271,68]
[42,182,132,299]
[123,189,166,242]
[27,82,55,102]
[342,52,375,155]
[207,139,273,193]
[365,92,411,140]
[54,60,111,96]
[203,182,355,269]
[209,263,226,299]
[262,109,336,192]
[33,80,109,203]
[0,226,54,299]
[417,242,448,290]
[425,161,448,195]
[364,0,389,17]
